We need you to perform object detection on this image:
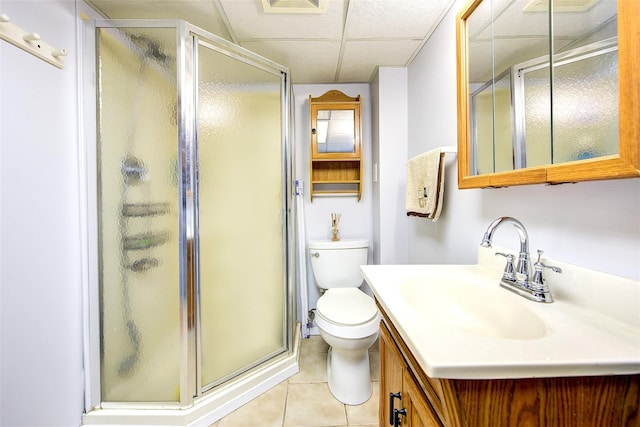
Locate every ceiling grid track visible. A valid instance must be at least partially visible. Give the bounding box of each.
[85,0,600,84]
[406,0,464,66]
[333,0,351,83]
[213,0,239,44]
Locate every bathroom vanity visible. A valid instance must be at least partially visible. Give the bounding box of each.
[379,306,639,427]
[362,249,640,427]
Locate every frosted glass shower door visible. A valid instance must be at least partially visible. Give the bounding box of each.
[196,41,287,389]
[96,26,180,402]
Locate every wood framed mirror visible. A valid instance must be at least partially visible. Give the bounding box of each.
[310,91,361,159]
[456,0,639,189]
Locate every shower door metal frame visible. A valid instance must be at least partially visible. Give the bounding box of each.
[86,18,295,411]
[186,22,295,398]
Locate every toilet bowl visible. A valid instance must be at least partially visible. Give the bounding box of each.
[308,239,380,405]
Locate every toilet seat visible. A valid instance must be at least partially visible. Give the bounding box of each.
[316,289,380,339]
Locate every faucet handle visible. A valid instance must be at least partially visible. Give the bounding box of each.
[531,250,562,299]
[534,250,562,274]
[495,252,516,282]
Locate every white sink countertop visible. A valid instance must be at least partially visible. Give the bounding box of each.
[361,247,640,380]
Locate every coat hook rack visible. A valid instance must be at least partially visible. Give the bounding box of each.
[0,13,66,69]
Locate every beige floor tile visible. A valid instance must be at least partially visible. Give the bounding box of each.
[345,382,379,426]
[300,335,329,355]
[214,332,380,426]
[289,350,327,383]
[217,382,287,427]
[284,382,347,427]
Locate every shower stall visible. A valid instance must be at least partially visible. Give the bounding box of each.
[83,19,297,425]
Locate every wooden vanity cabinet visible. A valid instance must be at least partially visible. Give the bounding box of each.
[378,305,640,427]
[380,322,444,427]
[380,321,403,426]
[402,368,443,426]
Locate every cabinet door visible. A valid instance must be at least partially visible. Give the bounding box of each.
[309,91,361,160]
[402,370,443,427]
[380,323,405,426]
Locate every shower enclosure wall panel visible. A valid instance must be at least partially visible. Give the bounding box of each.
[97,26,181,403]
[90,20,295,420]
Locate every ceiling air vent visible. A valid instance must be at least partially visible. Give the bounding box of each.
[261,0,326,14]
[524,0,599,12]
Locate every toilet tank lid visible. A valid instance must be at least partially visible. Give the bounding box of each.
[308,239,369,250]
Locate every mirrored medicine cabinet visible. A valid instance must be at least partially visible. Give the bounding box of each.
[456,0,639,188]
[309,90,362,200]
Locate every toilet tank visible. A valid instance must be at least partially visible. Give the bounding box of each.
[308,239,369,289]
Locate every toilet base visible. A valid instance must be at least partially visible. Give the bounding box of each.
[325,344,374,405]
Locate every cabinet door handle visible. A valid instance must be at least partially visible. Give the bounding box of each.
[394,408,407,427]
[389,392,401,425]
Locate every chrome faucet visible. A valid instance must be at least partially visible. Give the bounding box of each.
[480,217,560,303]
[481,217,532,281]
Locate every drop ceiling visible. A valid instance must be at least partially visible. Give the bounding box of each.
[84,0,456,84]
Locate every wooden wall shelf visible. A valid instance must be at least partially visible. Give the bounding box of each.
[309,91,362,201]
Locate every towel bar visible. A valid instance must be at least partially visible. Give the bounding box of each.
[440,146,457,154]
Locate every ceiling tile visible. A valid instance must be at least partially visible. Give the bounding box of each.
[467,39,493,84]
[468,37,551,83]
[551,0,618,38]
[85,0,459,84]
[86,1,232,41]
[220,0,346,40]
[493,38,550,73]
[480,0,618,39]
[345,0,452,39]
[338,39,422,82]
[84,0,613,85]
[240,40,341,84]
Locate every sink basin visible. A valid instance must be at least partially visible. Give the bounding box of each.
[398,276,548,340]
[360,254,640,379]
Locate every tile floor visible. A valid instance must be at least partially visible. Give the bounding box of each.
[210,335,380,427]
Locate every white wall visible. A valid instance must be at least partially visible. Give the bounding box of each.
[406,0,640,280]
[292,84,373,324]
[371,68,409,265]
[0,0,85,425]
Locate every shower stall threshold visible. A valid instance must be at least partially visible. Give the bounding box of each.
[82,324,301,427]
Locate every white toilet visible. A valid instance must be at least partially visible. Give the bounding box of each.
[308,239,380,405]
